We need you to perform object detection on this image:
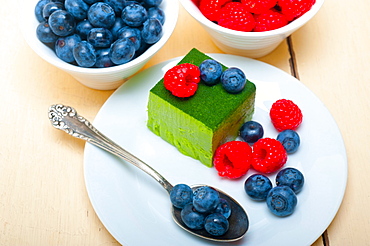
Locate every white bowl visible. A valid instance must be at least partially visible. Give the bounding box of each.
[179,0,324,58]
[21,0,179,90]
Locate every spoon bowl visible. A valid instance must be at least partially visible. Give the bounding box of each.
[48,104,249,242]
[173,185,249,242]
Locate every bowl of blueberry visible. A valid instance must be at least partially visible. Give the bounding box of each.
[21,0,179,90]
[179,0,324,58]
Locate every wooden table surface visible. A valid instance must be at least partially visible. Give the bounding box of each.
[1,0,370,245]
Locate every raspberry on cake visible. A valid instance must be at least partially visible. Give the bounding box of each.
[163,63,201,98]
[147,48,256,167]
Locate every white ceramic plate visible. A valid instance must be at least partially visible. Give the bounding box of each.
[84,54,347,246]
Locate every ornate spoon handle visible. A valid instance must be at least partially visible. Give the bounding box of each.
[48,104,173,194]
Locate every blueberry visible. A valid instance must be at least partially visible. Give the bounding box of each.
[276,168,304,194]
[55,34,81,63]
[64,0,89,20]
[121,3,148,27]
[110,17,126,40]
[94,48,115,68]
[87,28,114,48]
[42,2,64,20]
[204,213,229,236]
[266,186,297,217]
[244,174,272,201]
[109,38,135,65]
[214,198,231,219]
[75,19,94,40]
[147,7,165,25]
[141,18,162,44]
[220,67,246,94]
[239,121,264,144]
[124,0,141,7]
[142,0,162,7]
[170,184,194,209]
[82,0,99,4]
[35,0,51,22]
[180,203,206,230]
[88,2,116,29]
[48,10,76,36]
[73,41,96,67]
[134,41,151,58]
[199,59,222,86]
[104,0,127,15]
[277,130,300,154]
[36,21,59,43]
[193,186,220,213]
[117,26,141,50]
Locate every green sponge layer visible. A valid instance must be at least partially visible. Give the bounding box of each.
[147,48,256,167]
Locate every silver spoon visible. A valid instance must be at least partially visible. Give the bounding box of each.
[48,104,249,242]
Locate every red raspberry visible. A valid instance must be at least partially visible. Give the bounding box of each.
[254,10,289,32]
[214,141,252,179]
[269,99,303,132]
[252,138,287,173]
[192,0,201,6]
[163,63,200,98]
[241,0,277,14]
[218,2,255,32]
[199,0,232,22]
[278,0,316,21]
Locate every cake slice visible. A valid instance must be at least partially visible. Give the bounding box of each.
[147,48,256,167]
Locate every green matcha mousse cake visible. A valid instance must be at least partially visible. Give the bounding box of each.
[147,48,256,167]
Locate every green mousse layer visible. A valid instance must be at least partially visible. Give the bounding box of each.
[147,48,256,167]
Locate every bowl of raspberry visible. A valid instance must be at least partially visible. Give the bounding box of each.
[21,0,179,90]
[179,0,324,58]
